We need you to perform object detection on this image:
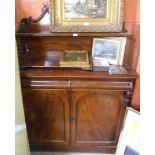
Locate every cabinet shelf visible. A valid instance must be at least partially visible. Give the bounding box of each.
[19,51,92,71]
[20,51,63,68]
[16,32,132,38]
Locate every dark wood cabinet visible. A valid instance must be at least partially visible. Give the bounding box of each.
[21,77,136,153]
[16,7,138,153]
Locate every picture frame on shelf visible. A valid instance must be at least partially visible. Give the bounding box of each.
[92,37,127,65]
[49,0,124,32]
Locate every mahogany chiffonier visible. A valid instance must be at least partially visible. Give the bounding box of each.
[16,5,138,154]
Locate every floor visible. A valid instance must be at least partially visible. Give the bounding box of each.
[31,152,115,155]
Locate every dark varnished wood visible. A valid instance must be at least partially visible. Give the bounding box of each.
[20,69,137,81]
[124,91,133,107]
[22,89,70,146]
[16,13,133,70]
[21,76,136,153]
[21,80,129,153]
[16,7,138,153]
[16,31,132,37]
[71,90,126,148]
[22,79,133,90]
[70,80,133,90]
[16,35,133,69]
[19,51,63,68]
[22,80,69,89]
[30,144,116,153]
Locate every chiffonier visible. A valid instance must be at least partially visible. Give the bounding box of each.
[16,5,138,154]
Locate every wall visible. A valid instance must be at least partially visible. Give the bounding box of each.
[15,0,140,111]
[124,0,140,111]
[15,0,48,30]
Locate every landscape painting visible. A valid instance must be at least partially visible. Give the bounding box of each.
[50,0,124,32]
[92,39,120,60]
[92,38,127,65]
[64,0,107,19]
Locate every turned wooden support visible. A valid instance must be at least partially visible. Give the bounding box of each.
[124,91,133,107]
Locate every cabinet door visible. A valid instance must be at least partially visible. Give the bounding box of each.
[71,89,126,149]
[22,89,70,146]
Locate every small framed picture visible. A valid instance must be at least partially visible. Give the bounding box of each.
[92,37,127,65]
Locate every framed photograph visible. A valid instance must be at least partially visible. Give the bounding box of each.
[49,0,124,32]
[92,37,127,65]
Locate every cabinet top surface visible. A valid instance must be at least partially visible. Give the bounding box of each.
[16,31,132,38]
[20,68,138,80]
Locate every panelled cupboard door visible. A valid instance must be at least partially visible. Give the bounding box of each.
[22,89,70,146]
[71,89,126,148]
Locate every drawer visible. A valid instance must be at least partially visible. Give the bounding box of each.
[21,79,69,89]
[70,80,133,90]
[22,79,133,90]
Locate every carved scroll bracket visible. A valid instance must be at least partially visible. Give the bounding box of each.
[16,36,30,56]
[124,91,133,107]
[17,3,49,33]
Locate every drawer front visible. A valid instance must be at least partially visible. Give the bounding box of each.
[71,80,133,90]
[22,79,133,90]
[21,79,69,89]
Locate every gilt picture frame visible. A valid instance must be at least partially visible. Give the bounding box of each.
[92,37,127,65]
[49,0,124,32]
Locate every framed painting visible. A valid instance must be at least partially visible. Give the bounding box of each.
[92,37,127,65]
[49,0,124,32]
[116,108,140,155]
